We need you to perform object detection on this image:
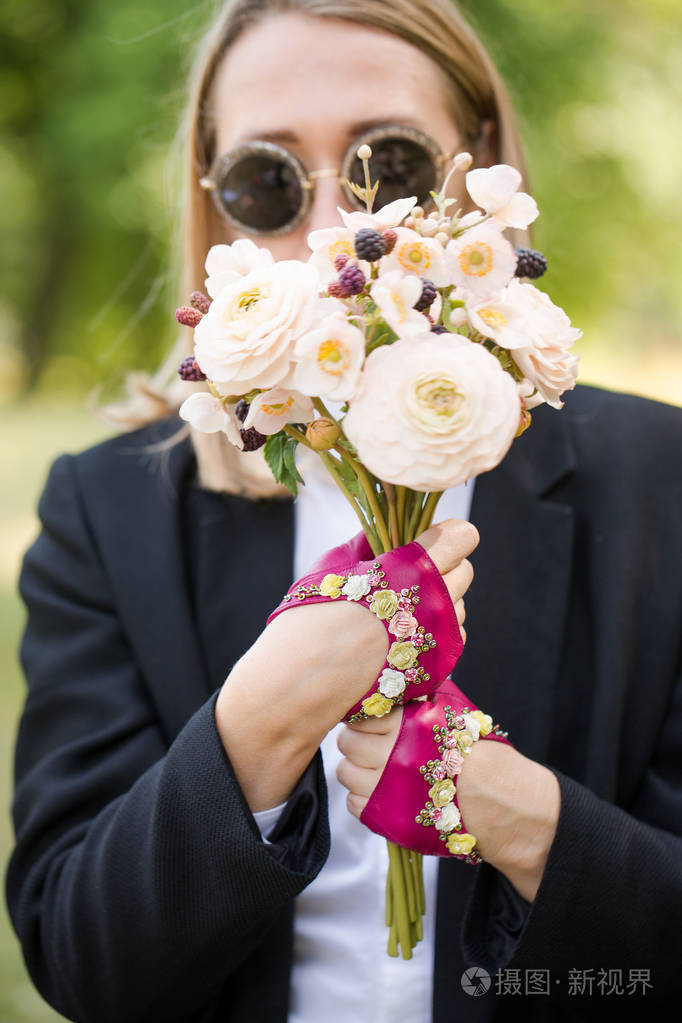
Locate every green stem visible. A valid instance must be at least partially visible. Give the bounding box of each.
[396,486,407,544]
[318,452,382,556]
[415,490,444,537]
[283,423,314,450]
[405,489,425,544]
[333,445,391,552]
[383,482,401,549]
[387,841,413,960]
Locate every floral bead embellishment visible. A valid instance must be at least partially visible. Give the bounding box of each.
[362,692,394,717]
[342,573,372,601]
[319,573,346,598]
[369,589,400,620]
[387,641,418,670]
[388,611,418,638]
[378,668,406,698]
[416,703,509,863]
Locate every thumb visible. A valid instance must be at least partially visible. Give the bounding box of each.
[413,518,479,575]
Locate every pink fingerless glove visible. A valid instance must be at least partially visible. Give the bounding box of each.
[360,678,513,861]
[267,531,464,721]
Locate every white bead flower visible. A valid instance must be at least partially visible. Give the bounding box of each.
[435,802,461,832]
[341,574,372,601]
[378,668,407,698]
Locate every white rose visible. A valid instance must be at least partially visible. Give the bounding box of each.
[204,239,274,298]
[503,279,581,409]
[193,261,321,393]
[343,335,520,490]
[378,668,407,698]
[462,713,481,741]
[435,802,461,832]
[341,574,372,601]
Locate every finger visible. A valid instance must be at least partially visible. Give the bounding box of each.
[346,792,368,819]
[337,725,395,769]
[336,757,379,798]
[346,706,403,735]
[414,518,479,575]
[441,558,474,605]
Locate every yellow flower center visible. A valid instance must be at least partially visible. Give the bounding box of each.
[317,339,349,376]
[236,286,266,313]
[328,239,353,261]
[478,306,507,328]
[458,242,493,277]
[261,396,294,416]
[414,377,463,423]
[397,242,431,273]
[390,291,408,322]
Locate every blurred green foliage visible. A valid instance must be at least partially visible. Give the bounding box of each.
[1,0,681,398]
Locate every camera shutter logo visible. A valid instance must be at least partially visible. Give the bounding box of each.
[461,966,491,996]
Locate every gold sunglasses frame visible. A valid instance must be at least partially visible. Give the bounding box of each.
[199,123,454,236]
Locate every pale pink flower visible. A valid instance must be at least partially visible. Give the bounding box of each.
[292,312,365,401]
[369,271,426,338]
[464,296,528,349]
[388,611,418,638]
[502,279,581,409]
[307,228,369,284]
[178,392,243,448]
[442,748,465,777]
[243,388,314,435]
[379,227,450,286]
[338,196,417,234]
[445,222,517,300]
[204,240,274,299]
[193,261,320,392]
[465,164,539,230]
[343,335,521,490]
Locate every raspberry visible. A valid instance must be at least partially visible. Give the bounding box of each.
[514,247,547,279]
[354,228,386,262]
[338,262,366,296]
[327,281,345,299]
[414,278,437,312]
[189,291,211,314]
[178,355,206,381]
[333,253,350,272]
[175,305,203,328]
[234,401,266,451]
[430,325,448,334]
[382,229,397,255]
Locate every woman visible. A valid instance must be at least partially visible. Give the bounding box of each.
[7,1,682,1021]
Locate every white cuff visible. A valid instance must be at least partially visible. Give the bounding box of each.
[252,801,287,843]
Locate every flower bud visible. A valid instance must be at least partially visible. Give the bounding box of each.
[357,143,372,161]
[454,151,473,171]
[306,417,340,451]
[435,231,450,247]
[516,408,532,436]
[411,206,424,220]
[419,219,439,237]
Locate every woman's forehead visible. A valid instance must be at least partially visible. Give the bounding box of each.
[210,13,458,152]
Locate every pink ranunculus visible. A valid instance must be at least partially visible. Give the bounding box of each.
[193,260,321,393]
[442,748,465,777]
[388,610,418,638]
[343,335,520,490]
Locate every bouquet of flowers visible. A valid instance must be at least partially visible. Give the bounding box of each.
[176,148,580,957]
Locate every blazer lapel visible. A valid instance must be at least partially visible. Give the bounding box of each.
[456,402,576,764]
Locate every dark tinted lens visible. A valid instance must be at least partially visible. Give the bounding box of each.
[348,137,438,208]
[216,153,303,231]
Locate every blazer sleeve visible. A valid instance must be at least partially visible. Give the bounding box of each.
[5,454,330,1023]
[459,661,682,1013]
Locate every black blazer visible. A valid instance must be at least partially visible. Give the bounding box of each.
[6,385,682,1022]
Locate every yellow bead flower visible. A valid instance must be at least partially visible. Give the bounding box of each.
[387,641,418,670]
[361,693,394,717]
[446,832,477,856]
[471,710,493,736]
[428,779,456,807]
[319,573,346,598]
[369,589,400,620]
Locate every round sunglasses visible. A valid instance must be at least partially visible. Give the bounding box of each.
[199,124,454,236]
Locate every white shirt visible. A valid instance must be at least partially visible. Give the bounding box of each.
[254,454,474,1022]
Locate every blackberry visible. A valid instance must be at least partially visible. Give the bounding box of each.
[240,427,267,452]
[382,229,397,255]
[430,325,448,334]
[514,247,547,279]
[189,290,211,314]
[327,281,345,299]
[234,401,267,451]
[333,253,350,272]
[338,262,367,296]
[354,228,386,262]
[414,278,437,312]
[175,305,203,328]
[178,355,206,381]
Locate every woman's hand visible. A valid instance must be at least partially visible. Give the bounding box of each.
[215,518,477,811]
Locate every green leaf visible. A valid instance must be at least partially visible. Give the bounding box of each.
[263,432,304,497]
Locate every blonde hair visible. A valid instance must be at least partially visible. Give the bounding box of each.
[106,0,531,498]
